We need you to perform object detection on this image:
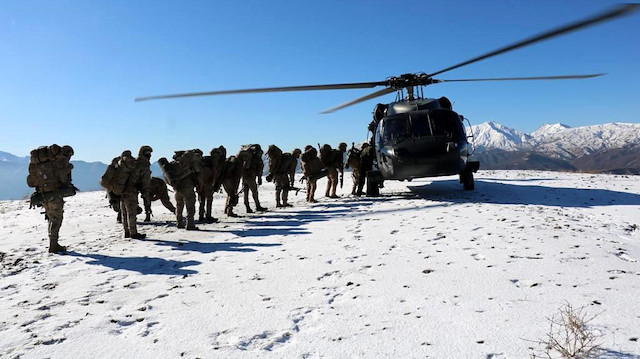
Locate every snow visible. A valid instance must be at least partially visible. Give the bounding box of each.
[1,171,639,358]
[471,122,640,159]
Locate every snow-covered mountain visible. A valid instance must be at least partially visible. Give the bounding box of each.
[471,122,640,160]
[470,121,532,151]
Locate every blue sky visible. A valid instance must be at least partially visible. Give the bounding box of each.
[1,0,638,162]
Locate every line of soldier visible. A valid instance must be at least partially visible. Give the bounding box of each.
[26,141,376,254]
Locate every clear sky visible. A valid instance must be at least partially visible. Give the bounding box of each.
[1,0,638,163]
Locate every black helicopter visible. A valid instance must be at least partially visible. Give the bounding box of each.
[136,4,638,195]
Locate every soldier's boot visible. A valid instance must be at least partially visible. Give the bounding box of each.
[205,216,218,223]
[282,190,290,207]
[124,230,131,238]
[116,212,122,223]
[176,215,185,229]
[186,217,199,231]
[245,205,254,214]
[144,212,151,222]
[131,233,147,239]
[48,237,66,254]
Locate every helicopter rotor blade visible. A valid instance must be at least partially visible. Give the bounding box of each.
[437,74,605,83]
[319,87,396,114]
[428,4,639,77]
[135,81,388,102]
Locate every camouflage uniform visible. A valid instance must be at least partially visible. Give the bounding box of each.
[221,155,244,217]
[198,146,225,223]
[344,144,362,196]
[173,150,201,230]
[119,151,147,239]
[320,143,347,198]
[147,177,176,216]
[301,145,324,203]
[27,144,75,253]
[358,143,375,196]
[266,145,296,208]
[289,148,301,188]
[241,144,267,213]
[136,146,153,222]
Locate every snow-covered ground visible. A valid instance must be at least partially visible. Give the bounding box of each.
[1,171,639,358]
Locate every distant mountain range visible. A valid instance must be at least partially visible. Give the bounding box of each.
[1,122,638,200]
[469,122,640,174]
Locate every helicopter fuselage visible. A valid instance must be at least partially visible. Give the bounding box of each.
[372,98,477,181]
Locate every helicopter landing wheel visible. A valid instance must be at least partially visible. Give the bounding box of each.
[460,171,474,191]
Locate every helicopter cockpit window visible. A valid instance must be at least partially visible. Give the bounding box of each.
[381,115,409,145]
[409,112,431,137]
[428,109,465,140]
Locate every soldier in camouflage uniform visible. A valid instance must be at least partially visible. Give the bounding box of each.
[173,150,201,230]
[242,144,267,213]
[197,146,225,223]
[136,146,153,222]
[358,142,375,196]
[344,143,362,196]
[119,150,148,239]
[289,148,301,188]
[221,150,248,217]
[300,145,324,203]
[265,145,297,208]
[147,177,176,218]
[320,143,347,198]
[27,144,75,253]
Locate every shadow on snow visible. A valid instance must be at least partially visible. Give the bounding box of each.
[66,251,200,275]
[408,180,640,208]
[146,238,281,254]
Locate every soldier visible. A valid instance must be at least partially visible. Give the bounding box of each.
[173,150,201,230]
[319,143,347,198]
[197,146,225,223]
[119,150,147,239]
[145,177,176,221]
[27,144,76,253]
[242,144,267,213]
[136,145,153,222]
[344,143,362,196]
[221,151,247,217]
[265,145,296,208]
[289,148,302,188]
[358,142,375,196]
[300,145,324,203]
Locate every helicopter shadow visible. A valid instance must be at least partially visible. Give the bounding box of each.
[408,180,640,208]
[65,251,200,275]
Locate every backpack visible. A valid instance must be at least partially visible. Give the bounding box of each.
[300,147,318,163]
[160,150,202,186]
[100,155,135,195]
[27,145,73,193]
[319,144,332,166]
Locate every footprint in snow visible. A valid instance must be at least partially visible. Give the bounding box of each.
[472,253,486,261]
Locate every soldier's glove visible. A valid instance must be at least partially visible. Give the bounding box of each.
[265,174,273,182]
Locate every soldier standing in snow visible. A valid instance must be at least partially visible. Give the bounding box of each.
[27,144,76,253]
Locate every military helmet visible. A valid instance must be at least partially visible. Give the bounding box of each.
[121,150,133,158]
[292,148,302,157]
[138,145,153,158]
[338,142,348,152]
[304,145,314,152]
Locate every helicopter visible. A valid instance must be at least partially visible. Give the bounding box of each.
[136,4,638,196]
